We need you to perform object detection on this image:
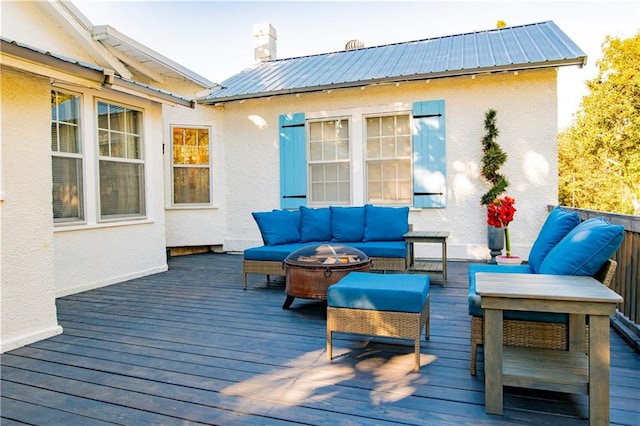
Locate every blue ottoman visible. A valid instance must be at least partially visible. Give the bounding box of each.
[326,272,430,371]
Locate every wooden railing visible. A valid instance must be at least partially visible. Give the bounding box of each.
[557,206,640,350]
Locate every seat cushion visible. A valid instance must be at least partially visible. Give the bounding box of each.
[244,243,308,262]
[251,210,301,246]
[327,272,429,313]
[330,206,365,242]
[467,263,533,316]
[347,241,407,258]
[539,217,624,276]
[528,207,581,273]
[299,206,332,242]
[362,204,409,242]
[467,263,568,322]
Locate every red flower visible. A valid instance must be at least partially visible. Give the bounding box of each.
[487,196,517,257]
[487,196,516,228]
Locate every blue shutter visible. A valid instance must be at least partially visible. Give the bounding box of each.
[279,113,307,209]
[412,100,446,208]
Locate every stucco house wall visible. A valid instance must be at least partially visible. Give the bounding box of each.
[221,68,559,260]
[1,1,177,350]
[52,86,169,297]
[161,103,227,248]
[1,68,63,352]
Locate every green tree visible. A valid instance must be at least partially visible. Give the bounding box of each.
[559,32,640,215]
[480,109,509,206]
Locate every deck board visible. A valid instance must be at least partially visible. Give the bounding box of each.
[2,253,639,425]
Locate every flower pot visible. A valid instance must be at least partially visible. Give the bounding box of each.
[496,255,523,265]
[487,225,504,264]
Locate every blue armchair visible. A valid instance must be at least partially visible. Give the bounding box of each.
[468,207,624,375]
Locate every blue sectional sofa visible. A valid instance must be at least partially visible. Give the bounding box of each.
[468,206,625,375]
[243,205,410,289]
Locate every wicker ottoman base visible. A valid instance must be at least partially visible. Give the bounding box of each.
[327,295,430,371]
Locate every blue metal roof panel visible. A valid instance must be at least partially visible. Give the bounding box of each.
[202,21,586,103]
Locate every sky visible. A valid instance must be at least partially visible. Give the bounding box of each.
[73,0,639,129]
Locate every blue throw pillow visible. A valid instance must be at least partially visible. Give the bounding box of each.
[528,207,581,273]
[330,206,365,242]
[274,208,301,235]
[363,204,409,242]
[251,210,301,246]
[539,217,624,276]
[299,206,332,242]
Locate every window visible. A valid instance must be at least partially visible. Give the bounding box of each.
[278,100,446,209]
[365,114,412,204]
[308,119,350,204]
[171,126,211,205]
[51,90,84,222]
[97,101,145,219]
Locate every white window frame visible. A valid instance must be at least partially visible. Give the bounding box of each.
[307,117,352,206]
[51,89,85,225]
[305,104,413,207]
[96,99,146,221]
[363,112,413,205]
[169,124,214,206]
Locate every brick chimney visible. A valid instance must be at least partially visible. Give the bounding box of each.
[253,23,277,63]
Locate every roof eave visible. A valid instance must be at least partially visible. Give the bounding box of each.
[1,38,195,108]
[107,77,195,108]
[0,38,106,85]
[92,25,216,89]
[199,58,587,104]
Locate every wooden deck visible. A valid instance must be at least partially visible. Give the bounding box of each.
[2,253,639,425]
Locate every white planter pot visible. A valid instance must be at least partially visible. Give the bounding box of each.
[496,255,523,265]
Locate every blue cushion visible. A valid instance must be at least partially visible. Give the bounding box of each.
[251,210,301,246]
[347,241,407,258]
[467,263,568,323]
[275,208,301,234]
[243,243,308,262]
[363,204,409,242]
[328,272,429,313]
[299,206,332,242]
[539,217,624,276]
[528,207,581,273]
[467,264,533,316]
[330,206,365,242]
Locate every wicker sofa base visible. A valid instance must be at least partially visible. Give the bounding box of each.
[327,295,430,371]
[243,256,406,290]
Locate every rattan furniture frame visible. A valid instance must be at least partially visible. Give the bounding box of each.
[243,256,407,290]
[470,259,617,375]
[327,294,430,372]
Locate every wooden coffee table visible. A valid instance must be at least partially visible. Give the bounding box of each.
[476,273,623,424]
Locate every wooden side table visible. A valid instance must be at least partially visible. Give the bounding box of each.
[403,231,449,282]
[476,273,623,425]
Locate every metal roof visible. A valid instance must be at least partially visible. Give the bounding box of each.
[201,21,586,104]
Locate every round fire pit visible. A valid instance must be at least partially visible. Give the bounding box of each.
[283,244,371,309]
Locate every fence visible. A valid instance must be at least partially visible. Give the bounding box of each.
[558,206,639,350]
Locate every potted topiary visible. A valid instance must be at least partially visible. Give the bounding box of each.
[479,109,509,263]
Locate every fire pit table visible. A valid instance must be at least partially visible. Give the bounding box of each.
[283,244,371,309]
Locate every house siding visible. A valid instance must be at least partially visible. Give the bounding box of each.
[52,86,169,297]
[1,1,179,351]
[221,69,559,260]
[0,68,62,352]
[161,102,226,248]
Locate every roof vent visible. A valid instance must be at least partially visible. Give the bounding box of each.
[345,39,364,50]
